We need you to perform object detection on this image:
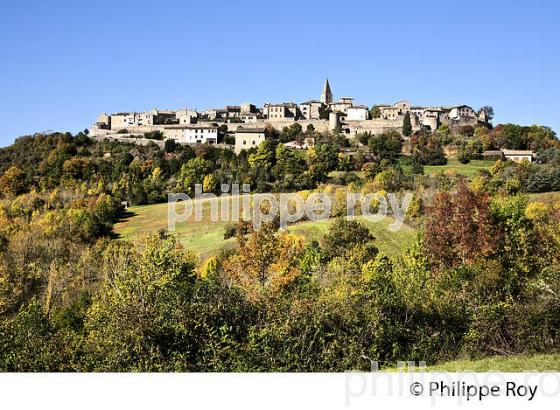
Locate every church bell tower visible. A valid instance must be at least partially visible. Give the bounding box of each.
[320,78,333,104]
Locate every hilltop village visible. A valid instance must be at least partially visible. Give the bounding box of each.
[90,79,490,154]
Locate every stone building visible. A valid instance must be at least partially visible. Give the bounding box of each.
[263,103,299,121]
[240,112,259,123]
[234,127,267,154]
[176,109,198,125]
[95,113,111,130]
[346,105,370,121]
[164,124,218,144]
[448,105,477,121]
[298,100,324,120]
[240,103,256,113]
[482,149,534,163]
[329,97,354,114]
[502,149,534,163]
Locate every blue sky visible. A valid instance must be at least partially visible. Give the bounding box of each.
[1,0,559,146]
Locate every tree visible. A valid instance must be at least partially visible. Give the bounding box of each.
[402,112,412,137]
[457,148,471,164]
[478,106,494,122]
[248,140,277,182]
[0,166,26,198]
[164,139,177,153]
[356,132,371,146]
[411,162,424,175]
[321,219,375,261]
[370,105,381,119]
[179,157,213,195]
[409,131,447,165]
[84,235,198,371]
[143,131,164,140]
[222,222,305,300]
[368,131,403,162]
[279,123,302,143]
[306,143,339,182]
[318,106,330,120]
[423,182,496,271]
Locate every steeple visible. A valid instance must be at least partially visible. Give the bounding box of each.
[320,78,333,104]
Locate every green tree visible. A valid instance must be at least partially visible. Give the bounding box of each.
[179,157,213,195]
[368,131,403,162]
[321,219,375,261]
[370,105,381,118]
[84,235,198,371]
[164,139,177,153]
[402,112,412,136]
[478,106,494,122]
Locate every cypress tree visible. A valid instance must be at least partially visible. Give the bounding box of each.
[402,112,412,136]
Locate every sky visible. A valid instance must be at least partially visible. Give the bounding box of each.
[1,0,559,147]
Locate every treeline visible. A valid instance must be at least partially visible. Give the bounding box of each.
[0,181,559,371]
[1,123,558,205]
[0,131,347,204]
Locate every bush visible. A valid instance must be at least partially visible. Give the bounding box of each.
[144,131,164,140]
[223,223,237,240]
[457,150,471,164]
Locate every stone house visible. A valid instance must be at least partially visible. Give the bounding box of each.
[298,100,324,120]
[234,127,267,154]
[346,105,370,121]
[263,103,299,121]
[164,124,219,144]
[328,97,354,114]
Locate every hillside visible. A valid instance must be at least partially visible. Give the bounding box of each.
[115,198,417,259]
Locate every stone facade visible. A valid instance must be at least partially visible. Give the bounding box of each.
[346,105,369,121]
[263,103,299,121]
[90,79,483,149]
[234,127,267,154]
[298,100,323,120]
[163,125,218,144]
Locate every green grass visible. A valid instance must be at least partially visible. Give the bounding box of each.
[287,215,416,260]
[424,159,494,179]
[114,198,417,260]
[115,199,237,257]
[409,354,560,372]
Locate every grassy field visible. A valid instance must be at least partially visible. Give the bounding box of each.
[424,159,495,178]
[114,197,417,260]
[398,157,494,179]
[386,354,560,372]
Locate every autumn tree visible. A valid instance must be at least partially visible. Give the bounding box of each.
[0,166,26,198]
[423,181,496,271]
[222,221,305,300]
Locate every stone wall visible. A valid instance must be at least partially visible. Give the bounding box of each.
[224,118,410,135]
[225,119,332,133]
[92,135,165,148]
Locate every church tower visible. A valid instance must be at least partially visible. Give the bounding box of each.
[320,78,333,104]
